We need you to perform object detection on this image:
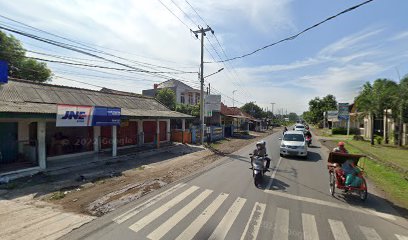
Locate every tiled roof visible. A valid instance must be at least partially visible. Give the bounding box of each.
[0,80,192,118]
[220,103,249,119]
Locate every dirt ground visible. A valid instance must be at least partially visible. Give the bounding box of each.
[1,129,276,217]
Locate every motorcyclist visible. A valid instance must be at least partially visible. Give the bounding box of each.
[251,141,271,170]
[283,127,288,135]
[304,129,312,141]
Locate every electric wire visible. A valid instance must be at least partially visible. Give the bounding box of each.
[207,0,375,63]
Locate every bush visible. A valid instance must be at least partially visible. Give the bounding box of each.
[375,136,383,145]
[353,135,365,141]
[331,127,359,135]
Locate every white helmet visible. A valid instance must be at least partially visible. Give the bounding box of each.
[256,140,266,146]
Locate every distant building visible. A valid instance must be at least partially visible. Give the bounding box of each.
[142,79,202,105]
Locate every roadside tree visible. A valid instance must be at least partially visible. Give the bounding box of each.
[155,88,176,110]
[0,30,51,82]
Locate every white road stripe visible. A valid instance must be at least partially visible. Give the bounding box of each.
[302,213,319,240]
[209,197,247,240]
[114,183,186,224]
[395,234,408,240]
[264,189,396,221]
[176,193,229,240]
[359,226,382,240]
[265,157,283,190]
[328,219,351,240]
[240,202,266,240]
[273,208,289,240]
[128,185,199,232]
[147,189,213,240]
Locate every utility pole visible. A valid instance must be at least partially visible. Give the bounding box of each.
[193,26,213,145]
[232,90,237,107]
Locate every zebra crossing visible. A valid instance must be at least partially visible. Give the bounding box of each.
[112,183,408,240]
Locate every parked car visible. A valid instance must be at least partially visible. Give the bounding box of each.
[279,131,308,159]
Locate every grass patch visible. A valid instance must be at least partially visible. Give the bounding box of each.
[49,191,66,200]
[137,166,145,171]
[342,142,408,208]
[346,140,408,171]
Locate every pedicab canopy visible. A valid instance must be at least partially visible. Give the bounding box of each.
[328,152,366,165]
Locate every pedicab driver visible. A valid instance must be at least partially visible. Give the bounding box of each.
[332,141,348,153]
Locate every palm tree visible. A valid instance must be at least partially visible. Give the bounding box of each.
[395,75,408,146]
[355,79,398,145]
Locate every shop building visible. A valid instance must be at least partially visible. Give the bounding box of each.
[0,79,192,178]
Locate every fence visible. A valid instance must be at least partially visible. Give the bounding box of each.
[191,126,224,144]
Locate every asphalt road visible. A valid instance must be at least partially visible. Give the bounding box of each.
[62,130,408,240]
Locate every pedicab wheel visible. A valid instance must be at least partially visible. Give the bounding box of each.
[359,179,368,201]
[329,172,335,196]
[280,153,283,157]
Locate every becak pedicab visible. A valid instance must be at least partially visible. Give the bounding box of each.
[327,152,368,201]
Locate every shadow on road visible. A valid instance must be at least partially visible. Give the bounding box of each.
[282,151,322,162]
[334,191,408,220]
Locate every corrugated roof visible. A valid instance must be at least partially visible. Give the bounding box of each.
[0,80,193,119]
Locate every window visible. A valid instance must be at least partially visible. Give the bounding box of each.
[283,134,304,142]
[180,93,185,104]
[188,93,193,105]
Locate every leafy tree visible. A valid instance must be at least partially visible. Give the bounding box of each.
[241,102,265,119]
[395,75,408,146]
[155,88,176,110]
[0,30,51,82]
[307,94,338,124]
[288,112,298,122]
[175,103,199,117]
[355,79,398,145]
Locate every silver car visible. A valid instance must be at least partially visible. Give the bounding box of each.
[279,131,308,158]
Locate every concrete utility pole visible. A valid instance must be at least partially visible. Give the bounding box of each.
[232,90,237,107]
[193,26,213,145]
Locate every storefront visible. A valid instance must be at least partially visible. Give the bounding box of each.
[0,79,192,179]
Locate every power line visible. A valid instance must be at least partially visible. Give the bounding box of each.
[207,0,375,63]
[0,22,197,76]
[157,0,192,31]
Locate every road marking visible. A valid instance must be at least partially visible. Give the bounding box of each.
[147,189,213,240]
[328,219,351,240]
[113,183,186,224]
[273,208,289,240]
[264,189,396,221]
[359,226,382,240]
[265,157,283,191]
[240,202,266,240]
[209,197,246,240]
[395,234,408,240]
[128,185,199,232]
[302,213,319,240]
[176,193,229,240]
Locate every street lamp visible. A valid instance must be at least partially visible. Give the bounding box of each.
[204,68,224,79]
[232,90,237,107]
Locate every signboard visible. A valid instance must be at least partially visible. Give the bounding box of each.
[91,106,121,126]
[327,110,339,121]
[338,103,349,120]
[205,95,221,111]
[56,105,93,127]
[0,61,8,84]
[56,105,121,127]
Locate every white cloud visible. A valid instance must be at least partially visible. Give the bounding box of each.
[388,31,408,41]
[318,28,383,57]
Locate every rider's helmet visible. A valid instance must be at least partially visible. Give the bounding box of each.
[256,140,266,150]
[338,141,345,146]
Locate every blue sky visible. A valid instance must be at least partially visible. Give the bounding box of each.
[0,0,407,114]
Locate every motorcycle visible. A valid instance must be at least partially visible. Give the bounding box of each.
[306,135,312,146]
[249,153,268,188]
